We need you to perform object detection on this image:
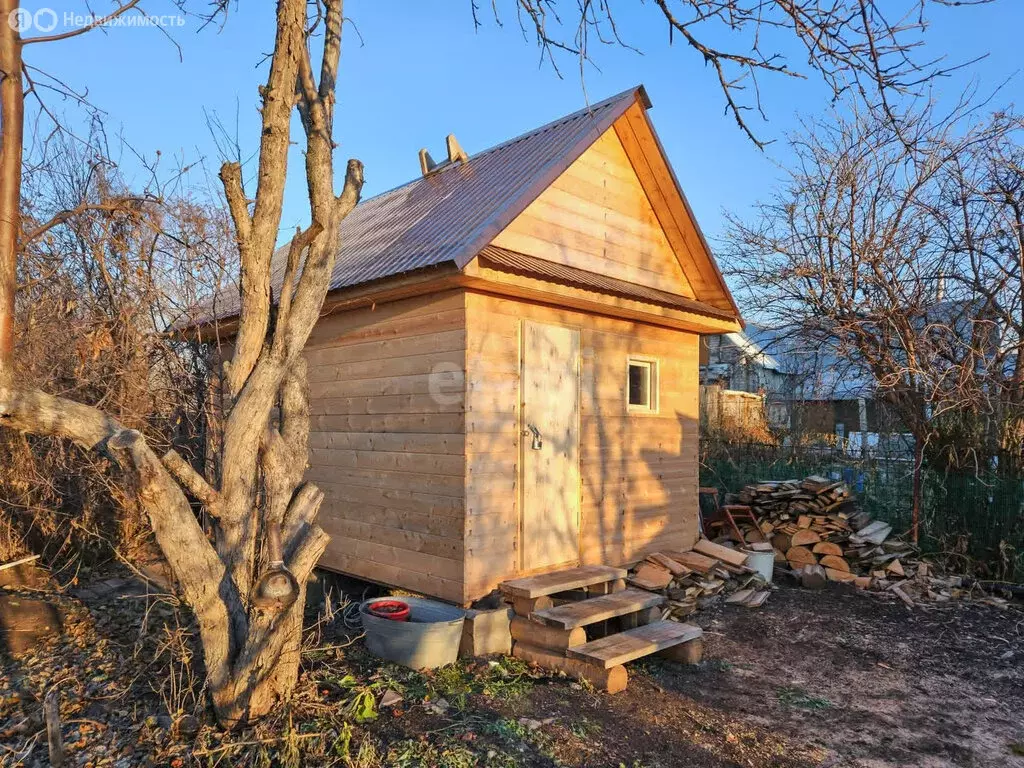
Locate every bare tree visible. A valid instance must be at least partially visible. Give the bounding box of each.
[0,0,362,725]
[482,0,995,147]
[725,101,1024,539]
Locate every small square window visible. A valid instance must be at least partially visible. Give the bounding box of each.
[627,358,658,413]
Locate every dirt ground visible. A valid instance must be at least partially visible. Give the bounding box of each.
[667,586,1024,768]
[1,567,1021,767]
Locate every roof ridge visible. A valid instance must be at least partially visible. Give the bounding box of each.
[355,86,645,205]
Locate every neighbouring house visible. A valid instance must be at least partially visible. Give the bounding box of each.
[184,86,743,604]
[703,324,885,439]
[703,324,912,452]
[699,329,796,428]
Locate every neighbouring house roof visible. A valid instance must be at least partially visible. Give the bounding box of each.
[744,324,874,400]
[177,86,740,330]
[719,330,785,372]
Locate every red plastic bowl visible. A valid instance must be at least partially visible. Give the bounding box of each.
[367,600,410,622]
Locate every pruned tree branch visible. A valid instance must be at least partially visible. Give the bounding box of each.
[162,448,221,515]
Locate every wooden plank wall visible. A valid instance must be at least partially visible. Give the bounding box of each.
[491,128,695,298]
[464,290,701,600]
[303,290,468,603]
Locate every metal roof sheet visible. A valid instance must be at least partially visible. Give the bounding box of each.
[178,87,645,328]
[477,245,736,321]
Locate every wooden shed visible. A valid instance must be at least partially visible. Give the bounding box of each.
[207,86,743,604]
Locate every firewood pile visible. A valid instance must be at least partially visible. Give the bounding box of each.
[720,475,995,606]
[626,540,772,618]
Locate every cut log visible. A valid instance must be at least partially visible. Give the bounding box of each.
[818,555,851,573]
[800,564,828,589]
[509,616,586,651]
[825,567,857,583]
[725,588,755,604]
[771,533,792,552]
[790,530,822,547]
[742,590,771,607]
[460,607,513,657]
[692,539,749,567]
[890,584,915,608]
[658,636,704,664]
[786,546,817,568]
[853,576,873,589]
[513,642,627,693]
[512,595,553,617]
[588,578,626,595]
[886,559,905,577]
[629,562,672,590]
[851,521,892,545]
[811,541,844,557]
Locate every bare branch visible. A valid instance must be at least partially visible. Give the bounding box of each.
[21,0,145,45]
[162,448,221,515]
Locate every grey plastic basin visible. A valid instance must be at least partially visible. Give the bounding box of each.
[360,597,466,670]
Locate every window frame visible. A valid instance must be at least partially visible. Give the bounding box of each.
[626,356,659,415]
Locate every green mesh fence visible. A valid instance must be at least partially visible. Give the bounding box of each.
[699,440,1024,579]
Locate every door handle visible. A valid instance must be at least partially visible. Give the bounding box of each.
[524,423,543,450]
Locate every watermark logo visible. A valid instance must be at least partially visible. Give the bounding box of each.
[428,362,464,406]
[8,8,184,33]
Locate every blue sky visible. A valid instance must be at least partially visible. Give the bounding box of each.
[16,1,1024,249]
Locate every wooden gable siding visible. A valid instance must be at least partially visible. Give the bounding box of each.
[463,290,700,600]
[303,291,468,603]
[490,127,695,298]
[612,102,734,312]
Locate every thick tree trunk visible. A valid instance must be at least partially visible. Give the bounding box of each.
[0,385,329,725]
[0,0,24,384]
[0,0,360,728]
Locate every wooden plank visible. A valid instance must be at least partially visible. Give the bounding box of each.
[692,539,748,567]
[567,620,703,668]
[646,552,691,577]
[308,430,465,455]
[499,565,628,598]
[627,560,673,591]
[530,588,665,630]
[662,550,718,574]
[725,588,755,604]
[319,550,464,604]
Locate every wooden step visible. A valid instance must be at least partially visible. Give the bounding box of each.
[567,621,703,668]
[530,588,664,630]
[499,565,628,599]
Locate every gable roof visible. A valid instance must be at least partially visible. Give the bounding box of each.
[179,86,739,329]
